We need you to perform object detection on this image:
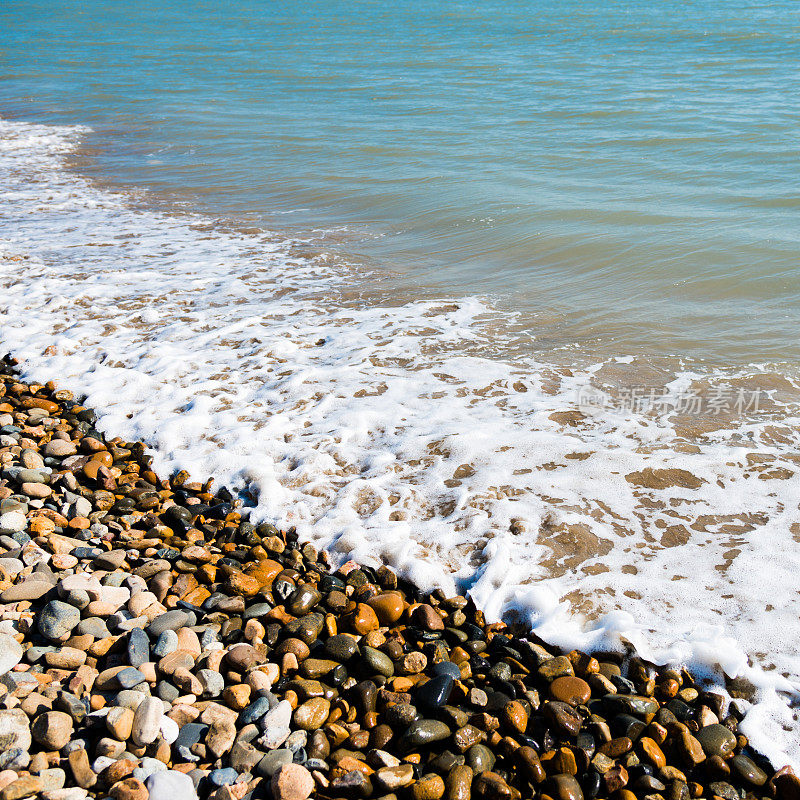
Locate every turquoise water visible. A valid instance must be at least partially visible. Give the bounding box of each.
[2,0,800,362]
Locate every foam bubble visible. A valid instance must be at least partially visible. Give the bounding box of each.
[2,116,800,766]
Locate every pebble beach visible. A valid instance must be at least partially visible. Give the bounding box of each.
[0,357,796,800]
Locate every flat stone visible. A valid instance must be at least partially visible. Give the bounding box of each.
[400,719,451,750]
[732,754,767,786]
[116,667,147,689]
[257,749,294,777]
[695,723,737,759]
[145,770,198,800]
[147,610,189,637]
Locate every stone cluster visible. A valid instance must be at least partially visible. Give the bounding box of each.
[0,356,796,800]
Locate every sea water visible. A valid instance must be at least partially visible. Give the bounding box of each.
[2,0,800,766]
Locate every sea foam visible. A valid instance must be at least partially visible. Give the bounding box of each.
[2,116,800,767]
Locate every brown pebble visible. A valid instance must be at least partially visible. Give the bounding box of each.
[546,773,584,800]
[412,604,445,631]
[550,676,591,706]
[109,777,148,800]
[367,591,405,625]
[638,735,667,769]
[445,765,474,800]
[474,772,513,798]
[501,700,527,734]
[351,603,380,634]
[100,759,137,788]
[68,748,97,789]
[412,774,446,800]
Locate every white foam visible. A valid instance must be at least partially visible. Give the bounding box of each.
[2,116,800,767]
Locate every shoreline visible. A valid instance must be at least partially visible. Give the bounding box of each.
[6,113,800,772]
[0,357,796,800]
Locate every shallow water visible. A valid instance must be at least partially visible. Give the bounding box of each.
[3,118,800,769]
[2,0,800,362]
[2,0,800,768]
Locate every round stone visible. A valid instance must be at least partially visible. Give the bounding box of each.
[293,698,330,730]
[550,676,591,706]
[412,774,446,800]
[145,770,199,800]
[351,603,379,635]
[271,763,314,800]
[546,773,584,800]
[38,600,80,641]
[287,585,322,616]
[466,744,496,773]
[324,634,359,662]
[258,749,294,778]
[0,709,31,752]
[415,675,453,710]
[695,723,737,759]
[412,604,445,631]
[147,610,190,637]
[367,591,405,625]
[362,646,395,678]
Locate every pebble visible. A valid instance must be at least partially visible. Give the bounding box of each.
[270,763,314,800]
[145,770,198,800]
[0,711,31,753]
[0,634,23,676]
[695,723,738,759]
[38,600,80,640]
[131,696,162,746]
[550,675,591,705]
[31,711,73,751]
